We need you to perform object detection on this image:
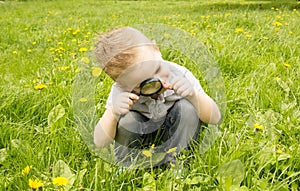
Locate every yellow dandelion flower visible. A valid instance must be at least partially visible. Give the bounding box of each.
[163,33,170,38]
[57,42,63,45]
[289,31,293,35]
[21,165,32,176]
[28,178,43,189]
[32,41,37,45]
[13,50,18,54]
[75,68,81,73]
[71,38,77,42]
[169,161,175,168]
[69,52,77,57]
[27,49,32,53]
[81,57,90,64]
[58,66,70,71]
[34,84,47,90]
[276,149,283,154]
[284,63,291,68]
[274,77,281,81]
[73,29,80,35]
[235,28,244,33]
[79,47,88,52]
[225,13,231,17]
[142,150,152,157]
[254,123,263,131]
[272,21,282,27]
[58,47,65,51]
[263,36,269,40]
[47,39,52,42]
[53,176,68,186]
[92,67,101,77]
[79,98,88,103]
[151,144,155,149]
[53,58,59,62]
[166,147,177,153]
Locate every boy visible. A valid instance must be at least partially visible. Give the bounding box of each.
[93,26,221,167]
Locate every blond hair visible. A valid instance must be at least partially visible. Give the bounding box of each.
[94,27,154,80]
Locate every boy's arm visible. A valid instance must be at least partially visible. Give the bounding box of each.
[167,73,221,125]
[94,107,118,148]
[167,63,221,124]
[94,91,139,148]
[187,90,221,124]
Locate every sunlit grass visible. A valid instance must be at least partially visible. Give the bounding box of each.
[0,0,299,190]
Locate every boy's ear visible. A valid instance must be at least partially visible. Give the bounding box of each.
[151,40,159,51]
[152,45,162,58]
[153,44,162,57]
[153,45,160,51]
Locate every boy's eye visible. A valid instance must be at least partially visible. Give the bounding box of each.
[154,65,161,74]
[132,86,140,94]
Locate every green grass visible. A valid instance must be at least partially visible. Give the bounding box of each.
[0,0,299,190]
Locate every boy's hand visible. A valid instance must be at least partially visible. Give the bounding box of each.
[112,92,139,119]
[168,76,194,98]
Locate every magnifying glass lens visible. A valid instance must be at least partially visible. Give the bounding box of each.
[140,78,163,96]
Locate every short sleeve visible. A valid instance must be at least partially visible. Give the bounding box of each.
[167,61,204,94]
[183,68,204,94]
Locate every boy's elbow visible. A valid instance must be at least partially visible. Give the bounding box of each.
[210,111,221,125]
[93,129,111,148]
[94,136,113,148]
[94,137,103,148]
[207,103,222,125]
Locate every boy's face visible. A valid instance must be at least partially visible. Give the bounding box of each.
[116,46,170,93]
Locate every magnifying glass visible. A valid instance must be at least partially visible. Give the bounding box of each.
[139,78,165,96]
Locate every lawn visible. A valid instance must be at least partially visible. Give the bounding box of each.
[0,0,299,190]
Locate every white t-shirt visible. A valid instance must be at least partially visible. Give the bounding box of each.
[105,61,204,119]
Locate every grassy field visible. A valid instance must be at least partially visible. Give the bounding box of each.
[0,0,299,190]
